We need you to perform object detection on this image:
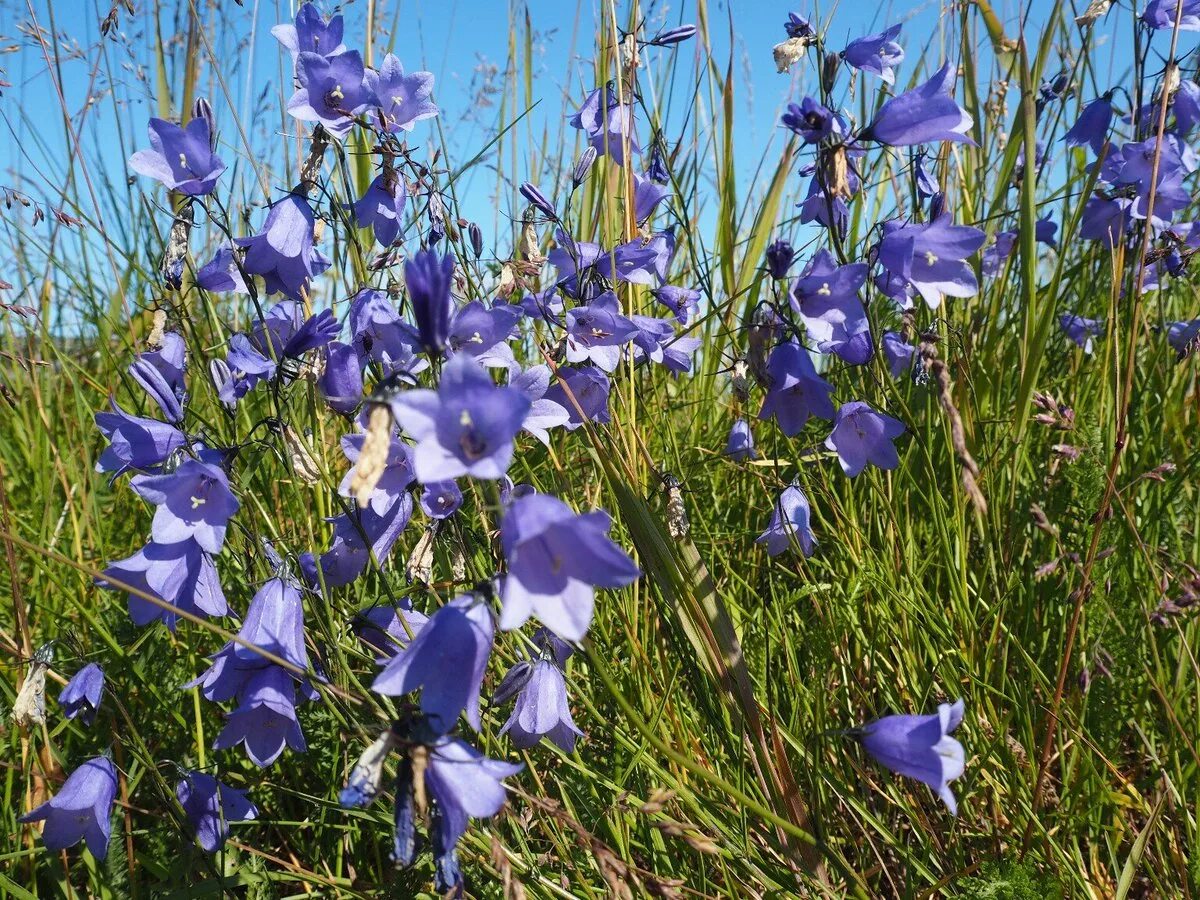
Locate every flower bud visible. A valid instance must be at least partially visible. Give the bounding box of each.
[765,240,794,279]
[572,146,598,186]
[648,24,696,47]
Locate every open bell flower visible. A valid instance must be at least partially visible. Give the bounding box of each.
[19,757,117,858]
[862,61,975,147]
[59,663,105,726]
[130,459,239,554]
[366,53,439,133]
[287,50,374,137]
[497,659,585,752]
[271,1,345,59]
[128,116,225,196]
[756,483,816,557]
[842,23,904,84]
[855,698,966,814]
[177,771,258,853]
[825,401,906,477]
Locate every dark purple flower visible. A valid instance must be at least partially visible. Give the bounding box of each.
[130,459,239,554]
[129,117,225,196]
[100,538,227,630]
[373,594,494,732]
[19,757,117,858]
[447,300,522,370]
[757,341,836,436]
[782,97,846,144]
[651,285,700,325]
[234,195,331,300]
[825,400,906,476]
[765,240,795,279]
[390,354,530,481]
[882,331,916,378]
[1172,80,1200,133]
[519,182,558,220]
[981,231,1016,277]
[785,12,815,39]
[420,480,462,519]
[498,659,584,751]
[406,249,455,356]
[365,53,439,133]
[213,666,308,767]
[1060,314,1103,353]
[1079,195,1133,244]
[569,85,640,165]
[353,601,428,658]
[177,771,258,853]
[790,249,872,365]
[59,663,104,725]
[197,245,249,294]
[318,341,364,415]
[648,24,697,46]
[95,398,186,476]
[875,214,985,309]
[288,50,373,137]
[633,171,672,223]
[564,292,639,372]
[1103,138,1191,222]
[1064,94,1114,156]
[130,333,187,424]
[842,23,904,84]
[544,365,611,430]
[863,62,974,146]
[599,230,676,286]
[309,495,413,588]
[499,492,639,641]
[271,1,345,58]
[857,698,965,814]
[351,173,407,247]
[725,418,757,461]
[1036,216,1059,247]
[756,483,815,557]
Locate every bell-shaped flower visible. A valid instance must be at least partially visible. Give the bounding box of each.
[19,757,117,858]
[862,61,974,146]
[388,354,531,482]
[544,366,612,430]
[511,365,571,444]
[406,249,455,356]
[652,285,700,325]
[757,341,836,436]
[271,1,345,59]
[725,418,757,461]
[882,331,916,378]
[875,214,985,309]
[856,698,966,814]
[128,117,225,196]
[842,23,904,84]
[349,288,426,377]
[782,97,847,144]
[564,292,639,372]
[1142,0,1200,30]
[131,459,239,554]
[496,659,584,752]
[306,494,413,588]
[288,50,373,137]
[94,398,186,476]
[825,400,906,477]
[632,171,671,223]
[1060,314,1104,353]
[318,341,364,415]
[446,300,522,371]
[372,594,494,733]
[338,431,415,516]
[569,84,640,165]
[58,663,104,725]
[351,173,406,247]
[790,249,872,365]
[100,538,227,630]
[212,667,308,767]
[365,53,439,133]
[177,771,258,853]
[756,483,816,557]
[197,245,249,294]
[420,481,462,519]
[499,492,639,641]
[234,194,331,299]
[1063,94,1114,156]
[352,601,428,659]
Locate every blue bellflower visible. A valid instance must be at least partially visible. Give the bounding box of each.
[58,662,104,725]
[863,62,974,146]
[177,771,258,853]
[129,116,225,196]
[756,483,816,557]
[366,53,439,133]
[856,698,966,814]
[19,757,117,858]
[825,401,906,476]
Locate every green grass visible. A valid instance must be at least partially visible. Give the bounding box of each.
[2,0,1199,896]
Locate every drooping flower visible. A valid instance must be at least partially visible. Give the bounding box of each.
[1142,0,1200,31]
[790,249,872,365]
[406,249,455,356]
[632,171,672,223]
[306,495,414,588]
[234,195,331,300]
[825,401,906,477]
[365,53,439,133]
[544,366,612,430]
[651,285,701,325]
[351,173,407,247]
[495,659,584,752]
[318,341,364,415]
[349,288,426,377]
[131,333,187,424]
[197,245,249,294]
[271,1,345,59]
[757,341,836,436]
[765,240,795,279]
[1165,318,1200,356]
[855,698,966,814]
[212,666,309,767]
[446,300,522,370]
[862,61,975,146]
[338,431,415,516]
[372,593,495,732]
[842,23,904,84]
[569,84,640,165]
[58,663,104,726]
[499,492,639,641]
[1063,94,1114,156]
[725,418,757,461]
[99,538,227,630]
[95,398,186,476]
[875,214,985,309]
[128,117,225,196]
[630,316,702,374]
[882,331,916,378]
[1102,138,1191,222]
[389,354,531,482]
[1060,314,1104,353]
[176,771,258,853]
[756,483,816,557]
[287,50,374,137]
[19,757,117,858]
[599,231,676,286]
[352,601,428,659]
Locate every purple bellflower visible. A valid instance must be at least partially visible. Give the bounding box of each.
[790,249,873,365]
[856,698,966,814]
[766,240,795,279]
[129,116,224,196]
[494,658,584,752]
[652,285,701,325]
[446,300,522,371]
[544,365,612,430]
[58,663,104,726]
[1064,94,1114,156]
[235,194,331,300]
[564,291,639,372]
[353,601,429,659]
[197,245,249,294]
[130,459,239,554]
[510,365,571,445]
[19,757,117,858]
[337,431,415,516]
[570,84,640,165]
[756,483,816,557]
[177,771,258,853]
[1142,0,1200,30]
[372,593,494,732]
[782,98,847,144]
[725,417,758,461]
[757,341,836,436]
[406,249,455,356]
[288,50,373,137]
[882,331,916,378]
[307,494,413,588]
[349,288,427,377]
[271,2,345,59]
[825,400,906,477]
[212,666,309,767]
[420,480,463,519]
[366,53,439,133]
[842,24,904,84]
[100,538,227,630]
[875,214,985,309]
[319,341,364,415]
[499,492,640,641]
[863,61,974,146]
[1060,314,1104,353]
[95,398,186,476]
[390,354,530,482]
[633,171,672,224]
[351,173,407,247]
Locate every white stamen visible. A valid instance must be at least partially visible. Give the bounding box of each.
[817,282,832,296]
[191,496,206,509]
[924,251,938,266]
